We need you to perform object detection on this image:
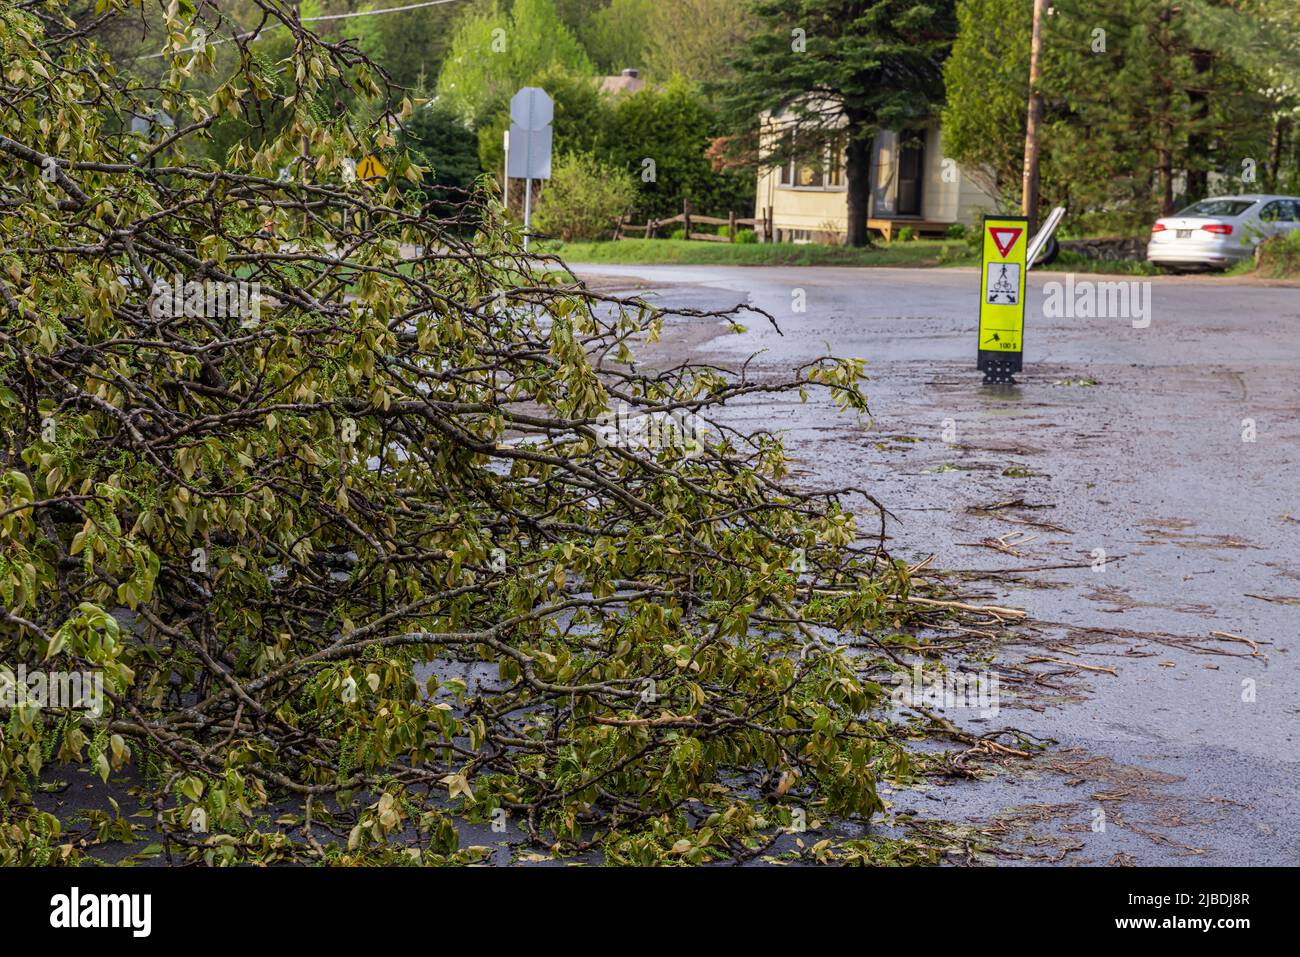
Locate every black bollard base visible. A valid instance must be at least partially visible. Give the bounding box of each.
[980,359,1019,385]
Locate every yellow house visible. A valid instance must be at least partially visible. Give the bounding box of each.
[755,117,999,243]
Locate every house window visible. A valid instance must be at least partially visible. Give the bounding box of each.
[827,138,845,187]
[795,159,824,188]
[775,135,846,190]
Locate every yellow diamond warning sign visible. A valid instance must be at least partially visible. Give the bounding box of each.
[356,154,387,184]
[977,215,1029,382]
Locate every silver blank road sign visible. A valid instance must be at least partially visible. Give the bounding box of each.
[510,87,554,130]
[507,86,553,181]
[507,125,551,180]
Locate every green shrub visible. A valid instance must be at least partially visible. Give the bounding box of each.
[669,227,687,240]
[713,224,756,243]
[1255,231,1300,278]
[945,223,967,239]
[896,226,916,242]
[602,77,754,221]
[533,152,637,242]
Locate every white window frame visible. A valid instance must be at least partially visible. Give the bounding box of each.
[776,138,847,192]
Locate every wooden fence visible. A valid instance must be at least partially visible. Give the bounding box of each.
[613,200,773,243]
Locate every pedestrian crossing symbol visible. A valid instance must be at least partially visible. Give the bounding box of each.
[976,215,1029,380]
[986,262,1020,305]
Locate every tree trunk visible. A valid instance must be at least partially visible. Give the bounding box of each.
[1155,7,1176,216]
[1157,147,1174,215]
[1186,49,1213,201]
[1268,117,1289,189]
[845,121,873,247]
[1156,83,1175,215]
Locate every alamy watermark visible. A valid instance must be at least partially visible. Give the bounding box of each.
[49,887,150,937]
[1042,274,1151,328]
[593,402,709,456]
[890,662,1000,718]
[0,664,104,717]
[150,274,261,324]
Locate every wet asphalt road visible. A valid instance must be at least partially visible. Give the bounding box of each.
[574,262,1300,865]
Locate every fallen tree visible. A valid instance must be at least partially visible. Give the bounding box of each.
[1,0,941,865]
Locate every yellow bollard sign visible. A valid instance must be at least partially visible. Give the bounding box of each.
[977,214,1029,383]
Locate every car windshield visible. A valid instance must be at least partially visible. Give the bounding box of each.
[1176,199,1256,218]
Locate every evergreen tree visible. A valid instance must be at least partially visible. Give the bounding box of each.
[402,101,485,220]
[1042,0,1275,227]
[1178,0,1300,191]
[942,0,1286,233]
[717,0,958,246]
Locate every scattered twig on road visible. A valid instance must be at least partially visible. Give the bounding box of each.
[956,531,1037,558]
[907,554,936,575]
[1023,656,1119,676]
[967,498,1056,511]
[936,556,1125,577]
[1245,593,1300,606]
[1208,630,1263,656]
[986,512,1074,534]
[903,596,1027,619]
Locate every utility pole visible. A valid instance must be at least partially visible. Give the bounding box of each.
[1021,0,1048,235]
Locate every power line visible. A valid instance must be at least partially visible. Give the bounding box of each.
[303,0,466,23]
[136,0,468,60]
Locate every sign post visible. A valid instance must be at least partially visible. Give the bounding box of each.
[524,175,533,251]
[507,87,554,252]
[976,215,1029,384]
[502,128,510,215]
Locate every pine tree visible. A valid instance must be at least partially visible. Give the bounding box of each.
[1042,0,1275,226]
[717,0,958,247]
[942,0,1285,234]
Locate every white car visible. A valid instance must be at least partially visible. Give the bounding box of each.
[1147,194,1300,270]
